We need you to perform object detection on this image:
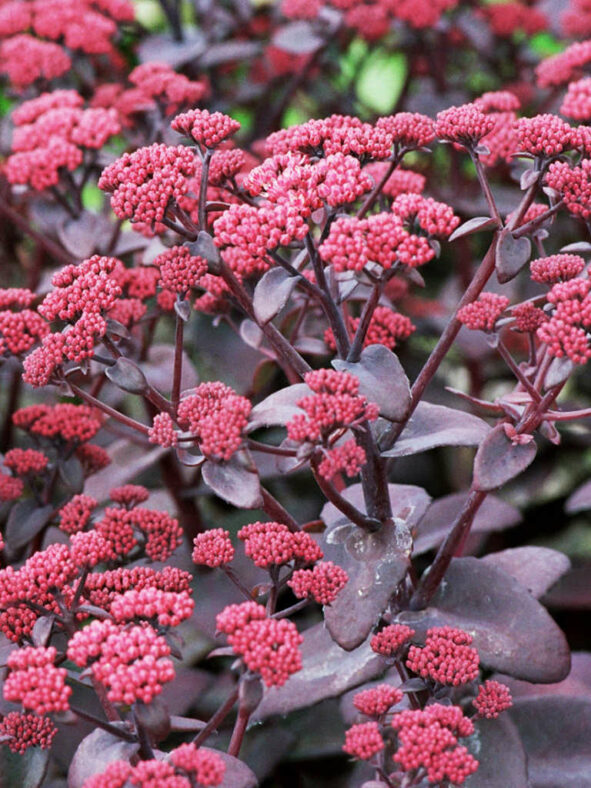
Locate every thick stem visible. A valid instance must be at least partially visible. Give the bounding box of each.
[228,706,250,758]
[261,487,301,532]
[198,149,213,231]
[68,382,150,436]
[356,155,400,220]
[497,340,541,402]
[71,706,136,743]
[381,238,499,452]
[471,153,502,226]
[304,235,350,358]
[171,311,185,415]
[311,457,381,532]
[192,688,239,747]
[409,489,487,610]
[347,280,384,362]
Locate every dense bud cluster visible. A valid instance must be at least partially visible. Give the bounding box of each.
[473,679,513,718]
[0,712,57,754]
[370,624,415,656]
[406,627,480,686]
[4,646,71,714]
[457,293,510,331]
[238,521,322,568]
[353,684,404,717]
[287,560,349,603]
[342,721,384,760]
[192,528,235,567]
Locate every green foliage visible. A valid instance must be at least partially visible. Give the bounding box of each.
[355,49,407,115]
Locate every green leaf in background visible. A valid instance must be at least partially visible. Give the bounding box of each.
[0,92,13,116]
[82,184,104,212]
[355,50,407,115]
[231,107,254,136]
[134,0,167,30]
[282,105,310,129]
[530,32,564,58]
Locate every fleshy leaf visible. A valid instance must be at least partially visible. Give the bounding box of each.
[322,484,429,650]
[272,22,324,54]
[565,479,591,513]
[5,502,54,551]
[253,623,388,720]
[465,715,528,788]
[253,267,298,325]
[138,30,206,68]
[67,728,139,788]
[381,402,490,458]
[495,227,531,283]
[332,344,410,422]
[413,492,521,556]
[398,557,570,683]
[449,216,497,242]
[473,424,537,491]
[481,547,570,598]
[509,697,591,787]
[0,746,49,788]
[105,357,149,395]
[247,383,310,432]
[201,450,263,508]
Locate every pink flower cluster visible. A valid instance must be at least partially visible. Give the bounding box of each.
[530,254,586,284]
[176,381,252,461]
[287,560,349,603]
[85,745,225,788]
[67,619,175,705]
[172,108,241,149]
[536,39,591,88]
[0,711,57,754]
[392,704,478,784]
[436,104,496,147]
[353,684,404,717]
[153,246,208,295]
[98,143,198,228]
[457,292,510,331]
[546,159,591,219]
[216,601,303,687]
[4,448,48,476]
[287,369,379,444]
[192,528,235,567]
[370,623,415,656]
[238,521,322,568]
[4,646,71,714]
[342,721,384,760]
[13,403,103,444]
[0,287,49,358]
[406,626,480,686]
[316,438,368,481]
[110,587,194,628]
[473,679,513,719]
[83,566,192,614]
[537,277,591,363]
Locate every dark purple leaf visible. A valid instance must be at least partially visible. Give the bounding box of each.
[84,440,166,502]
[381,402,490,458]
[58,455,85,494]
[105,318,130,340]
[413,492,521,555]
[321,484,429,650]
[293,337,328,356]
[495,651,591,700]
[543,564,591,610]
[57,212,107,258]
[465,715,528,788]
[138,31,206,68]
[272,22,324,54]
[321,482,431,529]
[323,521,410,650]
[105,357,149,395]
[473,424,537,491]
[201,450,262,508]
[398,557,570,682]
[174,445,206,468]
[560,241,591,253]
[174,297,191,322]
[247,383,310,431]
[519,168,539,191]
[333,344,411,422]
[31,615,54,648]
[253,623,388,720]
[566,479,591,513]
[187,231,220,265]
[169,715,206,732]
[239,319,264,350]
[198,40,261,68]
[5,502,54,551]
[0,747,49,788]
[481,547,570,598]
[495,227,532,284]
[67,728,139,788]
[544,355,575,388]
[253,267,298,324]
[133,698,170,742]
[143,343,199,395]
[449,216,497,242]
[509,697,591,787]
